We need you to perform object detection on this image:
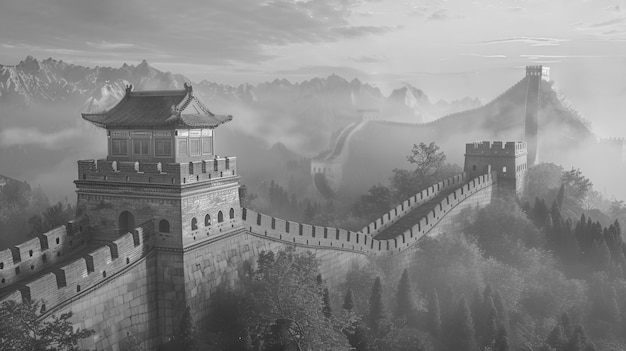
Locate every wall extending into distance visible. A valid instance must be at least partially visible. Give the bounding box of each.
[0,171,495,350]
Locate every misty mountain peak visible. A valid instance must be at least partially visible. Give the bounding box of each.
[17,55,41,74]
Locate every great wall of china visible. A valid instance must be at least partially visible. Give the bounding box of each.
[0,70,537,351]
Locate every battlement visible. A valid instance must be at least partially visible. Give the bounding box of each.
[600,137,625,144]
[243,172,494,255]
[77,156,237,186]
[526,66,543,76]
[465,141,527,156]
[0,219,153,310]
[362,173,467,238]
[0,217,91,291]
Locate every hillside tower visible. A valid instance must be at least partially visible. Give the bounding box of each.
[464,141,528,195]
[76,83,243,339]
[524,66,547,166]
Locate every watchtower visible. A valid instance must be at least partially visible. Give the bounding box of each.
[464,141,528,195]
[76,83,242,339]
[525,66,543,166]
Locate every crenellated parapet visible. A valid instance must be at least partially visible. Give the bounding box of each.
[361,173,467,238]
[465,141,527,157]
[243,172,494,256]
[78,156,237,186]
[0,217,90,289]
[0,220,153,314]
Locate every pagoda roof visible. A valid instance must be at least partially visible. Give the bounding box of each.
[82,83,232,129]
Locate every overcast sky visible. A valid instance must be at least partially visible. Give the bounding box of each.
[1,0,625,136]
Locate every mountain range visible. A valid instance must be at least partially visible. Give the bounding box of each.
[0,56,480,126]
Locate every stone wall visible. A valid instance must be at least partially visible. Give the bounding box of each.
[0,172,495,351]
[0,217,90,289]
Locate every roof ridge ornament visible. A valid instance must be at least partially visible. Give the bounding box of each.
[125,84,133,95]
[183,82,192,92]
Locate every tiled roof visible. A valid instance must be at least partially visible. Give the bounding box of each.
[82,84,232,129]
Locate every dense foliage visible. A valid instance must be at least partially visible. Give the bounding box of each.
[0,299,94,351]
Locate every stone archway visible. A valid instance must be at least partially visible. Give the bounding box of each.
[119,211,135,235]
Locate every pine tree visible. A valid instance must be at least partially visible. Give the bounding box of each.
[566,334,585,351]
[560,312,573,338]
[395,269,413,320]
[367,277,387,336]
[322,288,332,318]
[493,290,507,324]
[427,290,442,339]
[447,298,477,351]
[566,324,588,351]
[495,335,510,351]
[557,183,566,208]
[546,325,566,351]
[343,288,355,312]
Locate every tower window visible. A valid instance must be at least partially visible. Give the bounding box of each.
[178,139,188,156]
[190,139,201,156]
[111,139,128,155]
[159,220,170,233]
[133,139,149,155]
[191,218,198,231]
[202,137,213,154]
[218,211,224,223]
[502,166,507,173]
[472,165,476,171]
[205,214,211,227]
[154,139,172,156]
[229,208,235,219]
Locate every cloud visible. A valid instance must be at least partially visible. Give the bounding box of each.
[606,5,621,12]
[427,9,449,21]
[274,65,370,78]
[349,55,388,63]
[475,37,569,47]
[520,54,609,59]
[86,41,136,49]
[461,54,507,58]
[0,0,398,67]
[0,128,83,149]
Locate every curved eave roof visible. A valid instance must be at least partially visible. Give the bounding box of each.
[82,85,233,129]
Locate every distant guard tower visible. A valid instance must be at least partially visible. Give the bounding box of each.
[465,141,528,196]
[77,83,242,339]
[524,66,548,167]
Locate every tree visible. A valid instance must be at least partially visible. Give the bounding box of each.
[352,184,392,221]
[242,247,347,351]
[556,184,565,209]
[406,142,446,179]
[446,298,477,351]
[343,289,355,312]
[427,290,442,339]
[394,269,413,321]
[322,288,332,319]
[367,277,387,336]
[561,168,592,206]
[0,299,94,351]
[526,163,563,202]
[546,325,566,351]
[120,334,144,351]
[238,185,257,208]
[27,201,75,238]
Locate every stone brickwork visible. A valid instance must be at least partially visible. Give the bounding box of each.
[0,217,90,289]
[362,173,467,237]
[465,141,527,195]
[0,171,497,351]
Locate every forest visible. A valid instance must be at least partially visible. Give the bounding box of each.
[2,143,626,351]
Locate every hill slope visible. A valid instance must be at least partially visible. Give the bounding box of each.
[342,76,597,195]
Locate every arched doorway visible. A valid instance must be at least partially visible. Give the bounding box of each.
[119,211,135,234]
